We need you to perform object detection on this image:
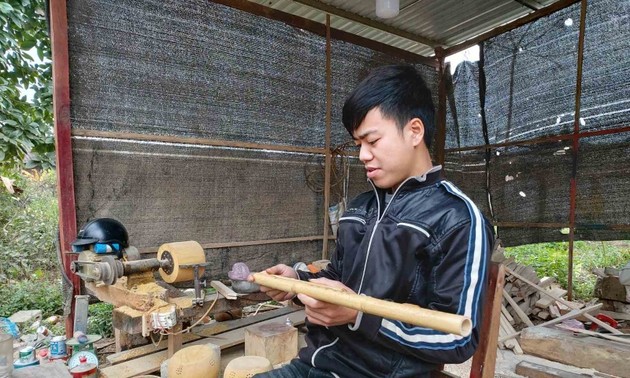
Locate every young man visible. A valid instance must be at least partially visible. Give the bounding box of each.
[251,65,493,377]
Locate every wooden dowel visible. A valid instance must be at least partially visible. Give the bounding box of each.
[504,267,622,334]
[252,273,471,336]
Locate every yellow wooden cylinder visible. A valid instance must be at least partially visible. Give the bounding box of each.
[158,241,206,283]
[252,273,471,336]
[167,344,220,378]
[223,356,273,378]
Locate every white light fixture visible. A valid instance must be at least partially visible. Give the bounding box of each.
[376,0,399,19]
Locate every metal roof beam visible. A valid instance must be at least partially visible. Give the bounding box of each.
[443,0,580,56]
[512,0,542,11]
[291,0,442,48]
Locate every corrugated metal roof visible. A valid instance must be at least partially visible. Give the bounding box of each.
[247,0,561,56]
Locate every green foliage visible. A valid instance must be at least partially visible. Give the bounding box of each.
[505,241,630,300]
[0,0,54,170]
[87,302,114,338]
[0,277,62,318]
[0,168,58,281]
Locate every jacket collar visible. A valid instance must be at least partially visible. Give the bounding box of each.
[368,165,443,218]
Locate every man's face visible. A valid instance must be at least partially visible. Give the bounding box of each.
[353,108,421,191]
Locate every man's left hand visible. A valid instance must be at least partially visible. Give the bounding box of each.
[297,278,359,327]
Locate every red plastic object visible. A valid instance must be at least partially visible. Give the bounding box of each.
[589,313,618,331]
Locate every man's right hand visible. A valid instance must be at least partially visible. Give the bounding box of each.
[247,264,298,301]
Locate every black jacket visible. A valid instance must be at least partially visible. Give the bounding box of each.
[296,167,493,377]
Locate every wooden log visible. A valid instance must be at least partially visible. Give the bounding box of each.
[252,273,471,336]
[245,322,298,365]
[515,360,589,378]
[519,326,630,377]
[505,267,622,334]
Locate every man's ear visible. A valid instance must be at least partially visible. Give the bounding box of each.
[408,118,425,147]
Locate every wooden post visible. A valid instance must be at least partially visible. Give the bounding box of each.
[167,324,183,358]
[49,0,80,337]
[567,0,588,301]
[434,47,447,166]
[321,14,332,260]
[470,263,505,378]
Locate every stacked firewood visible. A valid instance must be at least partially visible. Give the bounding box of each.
[497,257,586,354]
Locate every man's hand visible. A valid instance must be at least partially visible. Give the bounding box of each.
[248,264,297,302]
[298,278,358,327]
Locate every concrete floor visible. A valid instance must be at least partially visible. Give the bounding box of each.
[444,349,607,378]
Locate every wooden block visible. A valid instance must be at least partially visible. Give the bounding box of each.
[515,360,588,378]
[519,301,533,315]
[537,311,550,320]
[536,288,567,309]
[539,277,556,289]
[549,305,561,318]
[531,307,541,316]
[520,326,630,377]
[245,322,298,365]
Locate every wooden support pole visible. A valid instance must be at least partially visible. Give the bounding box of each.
[443,125,630,153]
[321,14,333,260]
[73,129,325,155]
[138,235,334,255]
[49,0,80,337]
[567,0,588,301]
[470,263,505,378]
[252,273,471,336]
[434,47,447,166]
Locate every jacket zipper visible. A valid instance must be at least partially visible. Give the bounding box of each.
[356,177,415,294]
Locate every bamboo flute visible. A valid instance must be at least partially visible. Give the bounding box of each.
[252,273,472,336]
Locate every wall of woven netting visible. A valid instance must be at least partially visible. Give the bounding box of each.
[445,0,629,246]
[66,0,439,277]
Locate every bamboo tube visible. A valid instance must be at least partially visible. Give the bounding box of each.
[251,273,472,336]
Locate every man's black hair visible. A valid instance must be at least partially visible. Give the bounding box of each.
[342,64,435,148]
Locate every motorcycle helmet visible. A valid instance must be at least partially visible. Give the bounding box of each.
[71,218,129,249]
